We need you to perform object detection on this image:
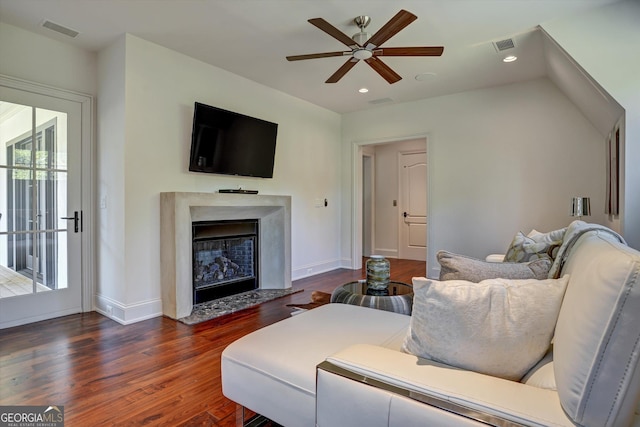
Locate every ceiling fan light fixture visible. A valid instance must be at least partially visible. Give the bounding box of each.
[353,48,373,60]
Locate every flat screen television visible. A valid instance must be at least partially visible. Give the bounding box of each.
[189,102,278,178]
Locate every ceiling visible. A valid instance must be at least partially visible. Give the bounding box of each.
[0,0,622,114]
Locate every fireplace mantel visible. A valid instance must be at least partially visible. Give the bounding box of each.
[160,192,291,319]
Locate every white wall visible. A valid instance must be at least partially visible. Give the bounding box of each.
[95,35,342,322]
[0,23,96,95]
[342,78,606,278]
[95,36,127,317]
[541,0,640,249]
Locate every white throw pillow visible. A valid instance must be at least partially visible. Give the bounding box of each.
[402,276,569,381]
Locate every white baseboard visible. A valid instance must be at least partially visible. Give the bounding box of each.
[340,258,355,269]
[373,248,398,259]
[94,294,162,325]
[292,259,342,281]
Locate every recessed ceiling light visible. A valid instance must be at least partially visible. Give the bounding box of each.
[358,88,369,93]
[415,72,437,81]
[503,55,518,63]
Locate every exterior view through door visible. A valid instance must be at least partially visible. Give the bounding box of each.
[0,81,85,329]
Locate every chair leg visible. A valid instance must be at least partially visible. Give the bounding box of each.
[235,405,280,427]
[235,405,244,427]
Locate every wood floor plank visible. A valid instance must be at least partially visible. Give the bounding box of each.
[0,258,425,425]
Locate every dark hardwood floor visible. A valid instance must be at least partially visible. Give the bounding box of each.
[0,258,426,426]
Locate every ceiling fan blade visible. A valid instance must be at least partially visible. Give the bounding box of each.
[286,51,348,61]
[365,10,417,49]
[374,46,444,57]
[326,59,359,83]
[364,57,402,84]
[308,18,360,48]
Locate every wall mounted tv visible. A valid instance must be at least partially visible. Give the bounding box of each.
[189,102,278,178]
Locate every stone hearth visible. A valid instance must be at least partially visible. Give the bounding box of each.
[160,192,291,319]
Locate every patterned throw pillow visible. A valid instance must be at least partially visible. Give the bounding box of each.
[504,228,566,262]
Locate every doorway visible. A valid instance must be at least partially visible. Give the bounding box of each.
[354,137,429,266]
[0,77,93,329]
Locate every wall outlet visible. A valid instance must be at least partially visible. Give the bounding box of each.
[307,268,313,274]
[106,305,113,315]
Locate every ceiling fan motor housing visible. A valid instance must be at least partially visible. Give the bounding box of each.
[352,31,369,46]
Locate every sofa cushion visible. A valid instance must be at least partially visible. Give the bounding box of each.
[553,231,640,427]
[221,303,410,427]
[521,347,556,390]
[504,227,565,262]
[403,276,568,381]
[437,250,550,282]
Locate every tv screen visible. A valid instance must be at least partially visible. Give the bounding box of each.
[189,102,278,178]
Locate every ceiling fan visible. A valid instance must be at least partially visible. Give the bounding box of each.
[286,10,444,84]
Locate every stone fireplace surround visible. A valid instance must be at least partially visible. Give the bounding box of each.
[160,192,291,319]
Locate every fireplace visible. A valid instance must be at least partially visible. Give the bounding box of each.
[192,220,258,304]
[160,192,291,319]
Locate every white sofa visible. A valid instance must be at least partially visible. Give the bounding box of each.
[222,228,640,426]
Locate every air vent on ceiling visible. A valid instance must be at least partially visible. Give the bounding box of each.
[42,20,79,38]
[368,98,394,105]
[493,38,515,52]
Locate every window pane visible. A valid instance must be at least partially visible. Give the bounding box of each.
[0,102,69,299]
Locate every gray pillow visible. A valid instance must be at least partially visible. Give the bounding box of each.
[437,250,551,282]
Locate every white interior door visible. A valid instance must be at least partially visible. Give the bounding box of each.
[0,84,85,328]
[399,151,427,261]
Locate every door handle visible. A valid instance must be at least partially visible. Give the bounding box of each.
[61,211,79,233]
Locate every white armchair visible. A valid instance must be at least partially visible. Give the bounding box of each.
[222,227,640,426]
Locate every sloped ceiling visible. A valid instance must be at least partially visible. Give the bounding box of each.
[542,29,623,137]
[0,0,624,113]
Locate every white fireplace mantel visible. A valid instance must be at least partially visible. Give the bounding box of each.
[160,192,292,319]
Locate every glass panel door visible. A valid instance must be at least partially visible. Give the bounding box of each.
[0,80,85,328]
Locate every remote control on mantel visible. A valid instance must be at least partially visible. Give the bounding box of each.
[219,189,259,194]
